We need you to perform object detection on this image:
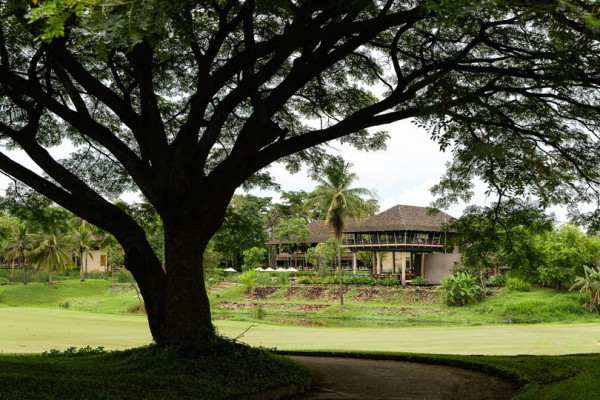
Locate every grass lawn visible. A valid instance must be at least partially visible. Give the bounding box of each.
[1,280,600,398]
[0,343,312,400]
[1,307,599,355]
[210,284,600,326]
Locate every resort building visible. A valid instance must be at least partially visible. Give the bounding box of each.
[269,204,461,284]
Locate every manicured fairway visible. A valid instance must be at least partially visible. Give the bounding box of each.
[1,308,600,355]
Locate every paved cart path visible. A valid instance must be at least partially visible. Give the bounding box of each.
[291,356,519,400]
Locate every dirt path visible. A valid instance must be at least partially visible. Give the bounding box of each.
[291,356,519,400]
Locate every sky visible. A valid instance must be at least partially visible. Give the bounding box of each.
[248,119,489,219]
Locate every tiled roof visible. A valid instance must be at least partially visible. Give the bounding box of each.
[343,205,453,233]
[267,205,453,245]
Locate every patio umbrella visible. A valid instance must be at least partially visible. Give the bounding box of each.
[223,268,237,272]
[286,267,298,272]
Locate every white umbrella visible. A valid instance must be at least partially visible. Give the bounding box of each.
[275,267,287,272]
[264,267,275,272]
[286,267,298,272]
[223,267,237,272]
[255,267,265,272]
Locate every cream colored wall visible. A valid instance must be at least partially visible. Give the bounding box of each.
[81,249,108,273]
[379,252,411,273]
[422,252,462,284]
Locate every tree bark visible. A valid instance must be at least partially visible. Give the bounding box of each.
[162,222,214,344]
[122,241,167,345]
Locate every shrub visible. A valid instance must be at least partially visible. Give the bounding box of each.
[410,276,429,285]
[239,269,257,294]
[570,265,600,311]
[439,273,481,306]
[378,277,399,286]
[506,277,531,292]
[58,300,70,309]
[489,274,507,287]
[298,277,311,285]
[350,276,377,286]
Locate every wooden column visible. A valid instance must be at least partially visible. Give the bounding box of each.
[372,252,376,276]
[352,252,358,275]
[421,252,426,278]
[392,251,396,275]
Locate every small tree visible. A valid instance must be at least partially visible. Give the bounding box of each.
[273,217,311,268]
[305,237,337,278]
[242,247,267,271]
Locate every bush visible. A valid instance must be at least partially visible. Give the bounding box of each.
[410,276,429,285]
[239,269,257,294]
[489,274,507,287]
[297,277,311,285]
[349,276,377,286]
[506,277,531,292]
[570,265,600,311]
[439,273,481,306]
[378,276,399,286]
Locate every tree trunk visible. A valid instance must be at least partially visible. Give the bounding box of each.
[122,242,167,346]
[48,270,53,285]
[23,262,27,285]
[80,249,85,281]
[162,222,214,344]
[337,239,343,305]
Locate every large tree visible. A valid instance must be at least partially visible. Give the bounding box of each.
[1,1,599,345]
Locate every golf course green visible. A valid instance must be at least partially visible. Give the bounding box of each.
[2,307,599,355]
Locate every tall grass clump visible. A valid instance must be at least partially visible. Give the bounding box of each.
[255,272,272,286]
[276,272,291,286]
[115,269,135,283]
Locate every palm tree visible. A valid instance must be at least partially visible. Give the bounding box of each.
[308,157,371,305]
[71,222,96,281]
[30,230,74,284]
[3,226,33,284]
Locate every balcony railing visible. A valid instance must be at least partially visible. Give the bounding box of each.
[342,232,445,248]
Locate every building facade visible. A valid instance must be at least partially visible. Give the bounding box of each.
[269,204,461,284]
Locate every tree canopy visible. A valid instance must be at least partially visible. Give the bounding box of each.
[1,0,599,345]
